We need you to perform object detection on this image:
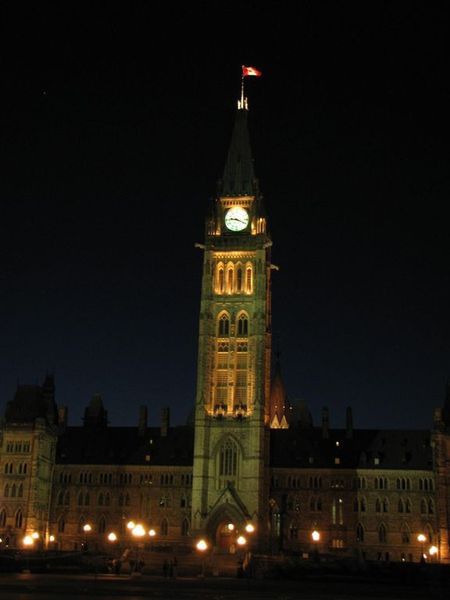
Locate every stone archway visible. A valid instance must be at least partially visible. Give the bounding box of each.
[205,504,245,553]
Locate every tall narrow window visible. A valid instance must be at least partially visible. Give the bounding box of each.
[236,266,243,292]
[237,314,248,336]
[181,518,190,536]
[15,509,23,529]
[356,523,364,542]
[246,265,253,294]
[219,438,238,481]
[18,484,23,498]
[378,524,387,543]
[58,517,65,533]
[218,314,230,336]
[226,265,234,294]
[0,509,6,527]
[216,263,225,294]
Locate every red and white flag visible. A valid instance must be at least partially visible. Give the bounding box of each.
[242,65,262,77]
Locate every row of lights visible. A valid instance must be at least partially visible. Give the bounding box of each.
[196,522,255,553]
[18,525,439,561]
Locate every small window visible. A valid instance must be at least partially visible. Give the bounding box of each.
[181,518,190,536]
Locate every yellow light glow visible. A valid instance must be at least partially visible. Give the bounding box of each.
[126,521,136,530]
[311,530,320,542]
[83,524,92,533]
[108,532,118,542]
[417,534,426,543]
[227,523,235,531]
[49,535,55,542]
[237,535,246,546]
[429,545,438,556]
[196,539,208,552]
[245,523,255,533]
[132,524,145,538]
[23,535,34,547]
[148,529,156,538]
[31,532,39,539]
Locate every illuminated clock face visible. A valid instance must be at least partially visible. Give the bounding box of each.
[225,207,249,231]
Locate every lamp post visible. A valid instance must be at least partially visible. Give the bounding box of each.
[236,535,247,578]
[311,529,320,562]
[148,528,156,553]
[23,535,34,573]
[429,545,438,562]
[131,524,145,574]
[417,534,426,563]
[196,539,208,578]
[83,523,92,552]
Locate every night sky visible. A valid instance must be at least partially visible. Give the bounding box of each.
[1,2,449,430]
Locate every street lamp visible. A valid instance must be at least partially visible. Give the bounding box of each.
[131,524,146,573]
[429,545,438,561]
[417,534,426,563]
[148,528,156,552]
[23,535,34,547]
[311,529,320,562]
[196,539,208,578]
[83,523,92,552]
[108,532,118,542]
[245,523,255,534]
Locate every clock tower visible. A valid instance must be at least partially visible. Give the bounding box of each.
[192,97,272,549]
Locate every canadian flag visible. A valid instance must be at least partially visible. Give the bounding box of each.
[242,65,262,77]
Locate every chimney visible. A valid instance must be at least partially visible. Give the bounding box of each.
[161,407,170,437]
[138,405,148,437]
[346,406,353,439]
[58,406,68,429]
[322,407,329,439]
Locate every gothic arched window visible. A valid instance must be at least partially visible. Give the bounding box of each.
[15,509,23,529]
[218,314,230,336]
[216,263,225,294]
[237,313,248,336]
[0,508,6,527]
[356,523,364,542]
[181,518,190,536]
[236,265,243,292]
[219,439,238,477]
[245,264,253,294]
[378,523,387,543]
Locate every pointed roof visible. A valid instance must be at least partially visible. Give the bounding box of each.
[270,359,291,429]
[219,108,258,197]
[83,393,108,428]
[4,375,58,426]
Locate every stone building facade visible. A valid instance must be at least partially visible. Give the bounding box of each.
[1,97,450,563]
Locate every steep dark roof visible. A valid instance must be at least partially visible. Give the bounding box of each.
[219,108,257,197]
[270,427,433,471]
[4,376,58,426]
[56,425,194,466]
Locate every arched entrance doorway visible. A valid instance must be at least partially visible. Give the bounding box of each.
[215,521,236,553]
[205,504,246,554]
